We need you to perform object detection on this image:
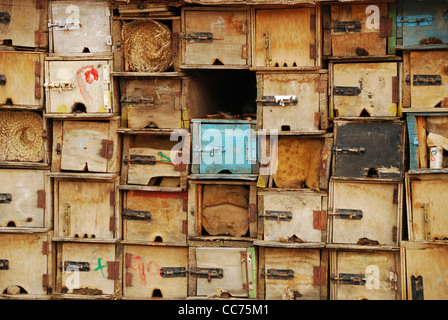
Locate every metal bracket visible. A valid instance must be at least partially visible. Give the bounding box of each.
[182,32,223,43]
[257,95,298,106]
[333,86,361,96]
[122,210,151,221]
[261,268,294,280]
[327,21,361,33]
[259,210,292,222]
[413,75,442,86]
[160,267,187,278]
[332,146,366,154]
[189,267,223,282]
[264,30,272,67]
[0,259,9,270]
[0,193,12,204]
[411,275,424,300]
[60,261,90,272]
[331,273,366,285]
[124,155,156,166]
[330,209,363,220]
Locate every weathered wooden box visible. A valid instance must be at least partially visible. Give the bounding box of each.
[256,189,327,245]
[187,180,257,240]
[258,246,328,300]
[54,242,120,298]
[188,244,257,298]
[53,176,120,240]
[48,0,112,54]
[401,241,448,300]
[329,249,402,300]
[120,132,190,189]
[252,6,320,69]
[0,51,46,107]
[121,189,188,244]
[51,119,121,173]
[329,60,402,118]
[396,0,448,49]
[191,119,257,177]
[123,244,188,299]
[256,71,329,133]
[0,232,51,299]
[332,120,406,180]
[181,7,251,69]
[322,1,396,58]
[328,179,402,247]
[44,57,114,115]
[402,50,448,109]
[0,168,51,230]
[405,172,448,243]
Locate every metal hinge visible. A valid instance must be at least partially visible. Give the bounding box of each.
[314,266,327,286]
[182,32,224,43]
[261,268,294,280]
[380,16,393,38]
[101,140,114,159]
[413,75,442,86]
[0,259,9,270]
[331,273,366,285]
[333,86,361,96]
[241,251,254,291]
[48,19,80,31]
[259,210,292,222]
[38,190,46,209]
[60,261,90,272]
[0,193,12,204]
[123,155,156,165]
[121,96,155,105]
[327,21,361,33]
[257,95,298,106]
[107,261,120,280]
[122,209,151,221]
[264,30,272,67]
[313,210,327,230]
[332,146,366,154]
[411,275,424,300]
[172,32,179,57]
[160,267,187,278]
[330,209,363,220]
[189,267,224,282]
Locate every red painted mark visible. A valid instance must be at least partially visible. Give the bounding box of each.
[76,65,99,103]
[84,67,99,84]
[130,255,147,286]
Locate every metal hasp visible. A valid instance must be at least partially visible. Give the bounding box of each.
[422,203,431,241]
[328,21,362,33]
[60,261,90,272]
[413,75,442,86]
[189,267,223,282]
[261,268,294,280]
[0,259,9,270]
[257,95,298,106]
[0,193,12,204]
[122,210,151,221]
[411,275,424,300]
[124,155,156,165]
[160,267,187,278]
[331,209,363,220]
[331,273,366,285]
[259,210,292,222]
[333,86,361,96]
[182,32,224,43]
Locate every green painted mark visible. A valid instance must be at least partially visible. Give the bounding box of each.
[94,258,107,278]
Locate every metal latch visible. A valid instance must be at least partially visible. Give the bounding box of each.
[0,193,12,204]
[264,30,272,67]
[0,75,5,86]
[189,267,224,282]
[332,146,366,154]
[200,146,225,157]
[60,261,90,272]
[48,19,80,30]
[330,209,363,220]
[396,14,433,27]
[261,268,294,280]
[0,259,9,270]
[44,81,76,92]
[122,210,151,221]
[121,96,155,106]
[182,32,224,43]
[0,12,11,24]
[413,75,442,86]
[257,95,298,106]
[327,21,361,33]
[411,275,424,300]
[331,273,366,285]
[333,86,361,96]
[123,155,156,166]
[422,203,430,241]
[259,210,292,222]
[160,267,187,278]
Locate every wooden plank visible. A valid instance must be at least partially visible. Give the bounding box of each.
[416,116,427,168]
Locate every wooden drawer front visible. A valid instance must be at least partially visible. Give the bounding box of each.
[397,0,448,48]
[333,120,405,179]
[56,242,117,295]
[331,62,400,118]
[193,247,256,298]
[0,169,48,228]
[329,180,401,246]
[45,59,112,114]
[49,0,111,54]
[263,248,326,300]
[124,245,188,299]
[254,8,317,69]
[330,250,401,300]
[182,8,250,68]
[257,72,328,132]
[324,2,392,57]
[55,179,117,240]
[260,191,326,244]
[0,0,47,48]
[403,242,448,300]
[120,77,182,130]
[0,51,45,106]
[0,233,49,296]
[123,190,187,243]
[191,119,257,175]
[407,174,448,243]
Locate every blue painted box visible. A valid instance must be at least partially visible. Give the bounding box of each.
[191,119,258,178]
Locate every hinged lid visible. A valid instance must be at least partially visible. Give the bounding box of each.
[259,210,292,222]
[261,268,294,280]
[160,267,187,278]
[122,210,151,221]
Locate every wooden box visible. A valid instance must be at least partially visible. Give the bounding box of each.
[328,179,403,247]
[405,111,448,171]
[0,51,46,107]
[401,241,448,300]
[396,0,448,49]
[54,242,120,298]
[329,249,402,300]
[332,120,406,180]
[121,132,190,189]
[51,119,121,173]
[0,110,49,164]
[258,134,333,192]
[123,245,188,299]
[0,168,51,230]
[405,172,448,243]
[121,189,188,244]
[329,60,401,118]
[188,245,257,298]
[44,57,114,115]
[191,119,257,177]
[48,0,112,54]
[181,7,251,69]
[187,180,257,239]
[0,232,51,299]
[256,189,327,245]
[322,1,396,58]
[256,71,329,133]
[258,247,328,300]
[53,177,120,240]
[252,6,320,69]
[402,50,448,109]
